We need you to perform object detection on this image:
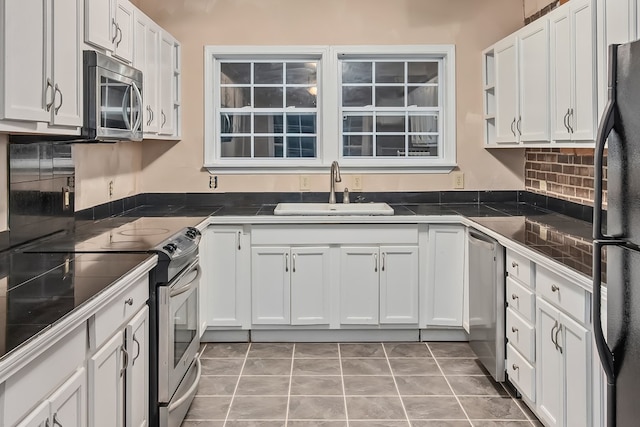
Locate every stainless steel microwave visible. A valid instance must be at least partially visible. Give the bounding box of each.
[83,51,143,141]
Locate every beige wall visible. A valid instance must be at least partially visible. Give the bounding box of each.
[133,0,526,194]
[0,134,7,231]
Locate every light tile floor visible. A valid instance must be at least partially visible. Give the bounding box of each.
[181,342,543,427]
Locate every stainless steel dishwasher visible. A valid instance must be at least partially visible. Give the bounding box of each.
[468,229,505,382]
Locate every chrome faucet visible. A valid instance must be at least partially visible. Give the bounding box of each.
[329,160,342,204]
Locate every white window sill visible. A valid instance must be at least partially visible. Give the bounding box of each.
[204,163,457,174]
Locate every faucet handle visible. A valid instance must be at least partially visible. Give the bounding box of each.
[343,188,350,204]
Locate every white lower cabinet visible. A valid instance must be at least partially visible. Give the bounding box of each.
[252,246,330,325]
[200,226,250,329]
[424,225,466,327]
[89,305,149,427]
[536,297,591,427]
[340,245,419,325]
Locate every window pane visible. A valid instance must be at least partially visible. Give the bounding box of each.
[255,136,284,157]
[408,86,438,107]
[343,135,373,156]
[342,62,372,83]
[408,115,438,133]
[255,114,284,133]
[287,62,317,84]
[409,135,438,156]
[220,136,251,157]
[343,115,373,133]
[220,87,251,108]
[287,114,316,134]
[254,87,283,108]
[221,63,250,84]
[220,113,251,134]
[376,115,405,133]
[342,87,372,107]
[287,137,316,157]
[376,135,406,157]
[408,62,439,83]
[375,87,404,107]
[286,87,316,108]
[255,63,283,84]
[375,62,404,83]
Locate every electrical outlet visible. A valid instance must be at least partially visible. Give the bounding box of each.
[108,180,114,197]
[209,175,218,189]
[299,175,310,191]
[540,180,547,191]
[452,172,464,189]
[352,175,363,190]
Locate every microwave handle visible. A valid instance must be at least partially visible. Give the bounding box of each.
[131,82,143,133]
[121,85,132,129]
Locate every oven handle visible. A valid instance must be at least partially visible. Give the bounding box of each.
[170,266,201,298]
[168,353,202,413]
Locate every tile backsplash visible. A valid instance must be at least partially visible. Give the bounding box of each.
[525,147,607,207]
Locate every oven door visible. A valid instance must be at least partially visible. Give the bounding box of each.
[93,68,143,141]
[158,258,201,403]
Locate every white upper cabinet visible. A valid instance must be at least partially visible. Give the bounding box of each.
[1,0,82,129]
[159,32,176,136]
[550,0,596,143]
[85,0,134,63]
[494,36,519,144]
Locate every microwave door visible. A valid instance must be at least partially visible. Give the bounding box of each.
[96,68,141,141]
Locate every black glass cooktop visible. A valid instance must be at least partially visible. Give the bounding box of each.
[0,251,154,360]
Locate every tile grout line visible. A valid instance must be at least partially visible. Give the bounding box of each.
[382,343,413,427]
[425,342,475,427]
[222,342,251,427]
[337,343,350,427]
[284,343,295,426]
[499,381,538,426]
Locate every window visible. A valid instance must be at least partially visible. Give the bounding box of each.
[205,45,456,173]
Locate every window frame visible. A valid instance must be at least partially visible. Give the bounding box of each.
[204,45,456,174]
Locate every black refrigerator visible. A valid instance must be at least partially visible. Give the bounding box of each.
[593,40,640,427]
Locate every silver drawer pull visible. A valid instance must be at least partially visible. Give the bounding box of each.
[511,294,519,300]
[512,261,518,268]
[512,326,518,333]
[512,364,519,371]
[125,297,134,306]
[551,284,560,292]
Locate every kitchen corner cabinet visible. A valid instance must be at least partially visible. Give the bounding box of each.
[84,0,134,63]
[549,0,596,143]
[424,225,466,327]
[252,246,331,325]
[1,0,82,129]
[493,18,549,145]
[17,368,86,427]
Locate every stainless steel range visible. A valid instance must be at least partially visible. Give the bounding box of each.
[24,216,204,427]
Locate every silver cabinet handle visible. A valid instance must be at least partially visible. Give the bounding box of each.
[292,254,296,273]
[563,108,570,132]
[120,345,129,377]
[568,108,574,133]
[551,320,559,351]
[237,231,242,250]
[150,107,154,124]
[52,414,63,427]
[374,253,378,272]
[511,293,519,301]
[45,78,54,111]
[116,24,123,47]
[54,84,63,115]
[381,253,386,272]
[551,284,559,292]
[132,335,141,366]
[285,253,289,272]
[125,297,134,306]
[555,324,563,354]
[516,116,522,136]
[512,363,519,371]
[510,118,516,136]
[46,419,51,427]
[511,261,518,268]
[112,19,118,43]
[161,110,167,127]
[512,326,518,333]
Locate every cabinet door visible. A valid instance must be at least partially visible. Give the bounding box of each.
[89,331,124,427]
[114,0,134,63]
[125,307,148,427]
[144,21,159,134]
[570,0,596,141]
[252,247,290,324]
[379,246,419,324]
[340,247,379,325]
[51,0,82,127]
[203,227,248,327]
[425,226,465,327]
[550,7,572,142]
[159,32,175,135]
[290,247,331,325]
[1,0,50,122]
[518,19,549,143]
[84,0,114,51]
[49,368,86,427]
[560,311,591,427]
[15,401,49,427]
[494,36,519,144]
[536,298,562,427]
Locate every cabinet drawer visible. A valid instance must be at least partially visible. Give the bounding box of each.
[506,249,532,287]
[506,343,535,402]
[536,266,588,322]
[251,224,419,245]
[92,274,149,348]
[506,277,535,322]
[506,308,535,362]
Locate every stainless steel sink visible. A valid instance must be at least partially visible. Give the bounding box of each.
[274,202,394,216]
